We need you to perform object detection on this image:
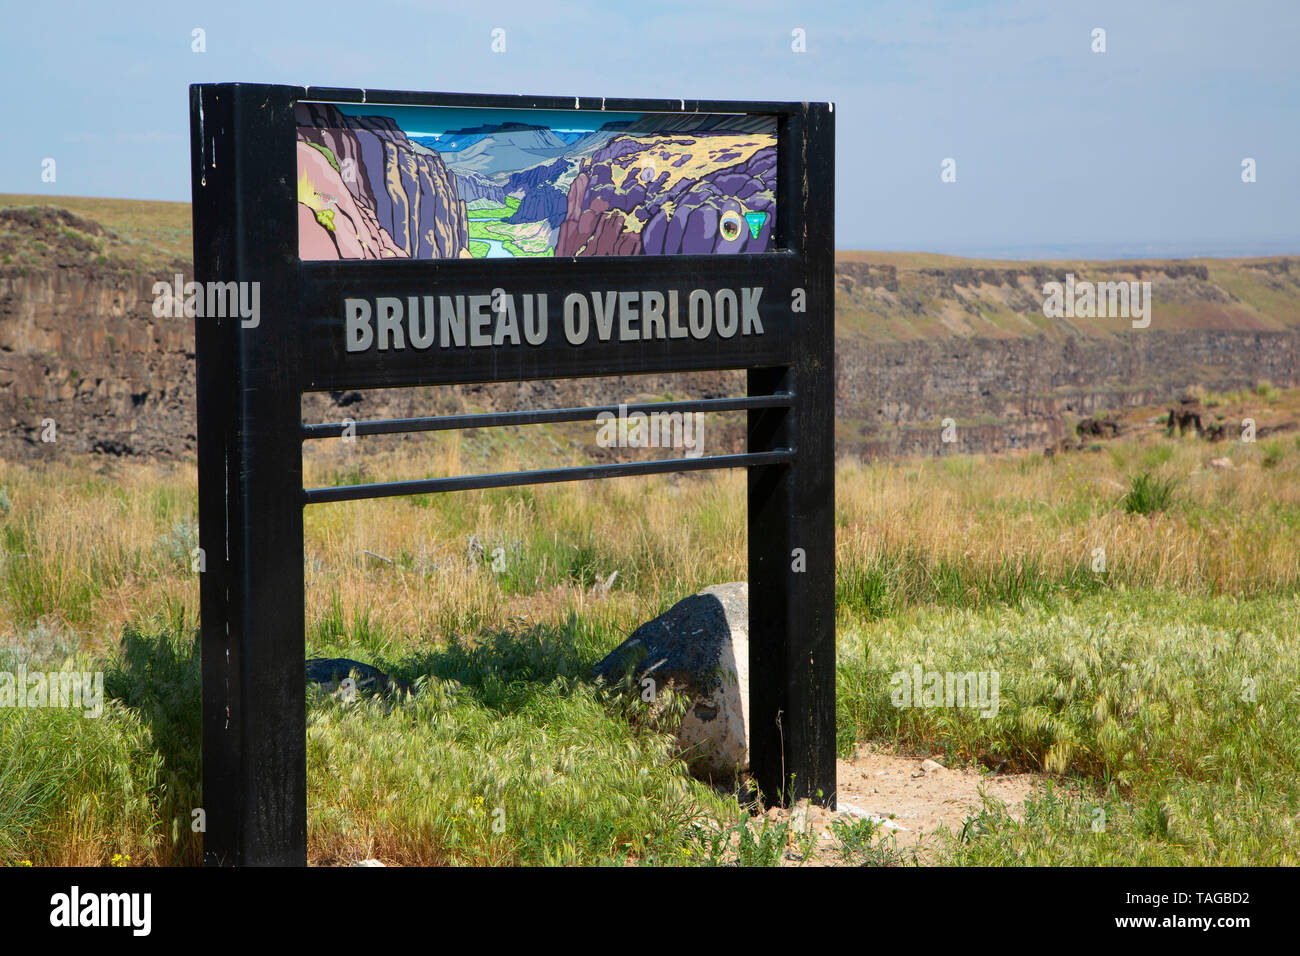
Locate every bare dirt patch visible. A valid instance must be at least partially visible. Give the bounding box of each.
[768,745,1043,866]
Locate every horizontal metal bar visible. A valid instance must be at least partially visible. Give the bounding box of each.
[303,449,796,505]
[302,393,795,440]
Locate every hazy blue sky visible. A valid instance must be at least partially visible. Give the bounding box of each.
[2,0,1296,256]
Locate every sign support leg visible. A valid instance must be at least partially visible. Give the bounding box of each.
[748,362,836,808]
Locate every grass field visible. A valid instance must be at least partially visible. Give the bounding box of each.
[833,249,1300,343]
[0,193,191,273]
[2,394,1298,865]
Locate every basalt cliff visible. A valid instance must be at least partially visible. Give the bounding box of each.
[2,198,1298,461]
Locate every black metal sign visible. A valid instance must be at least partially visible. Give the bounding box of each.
[190,82,834,865]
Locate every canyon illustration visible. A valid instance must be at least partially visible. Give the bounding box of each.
[295,102,776,260]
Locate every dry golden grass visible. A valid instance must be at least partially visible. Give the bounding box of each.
[836,436,1300,603]
[3,410,1297,651]
[0,193,192,270]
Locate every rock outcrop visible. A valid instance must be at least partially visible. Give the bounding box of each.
[0,204,195,458]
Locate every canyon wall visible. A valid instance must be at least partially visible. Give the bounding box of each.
[1,264,194,457]
[3,200,1298,461]
[838,329,1300,459]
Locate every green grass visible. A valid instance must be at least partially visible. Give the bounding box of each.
[836,550,1108,622]
[1139,444,1175,469]
[2,521,118,627]
[830,816,908,866]
[13,584,1294,865]
[0,622,170,865]
[1261,439,1287,468]
[1,606,753,866]
[4,411,1300,865]
[837,591,1300,863]
[1121,471,1178,515]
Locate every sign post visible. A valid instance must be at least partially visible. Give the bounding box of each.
[190,82,834,865]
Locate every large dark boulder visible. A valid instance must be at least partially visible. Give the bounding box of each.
[593,582,750,779]
[305,657,411,699]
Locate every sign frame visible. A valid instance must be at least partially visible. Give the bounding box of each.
[190,82,835,866]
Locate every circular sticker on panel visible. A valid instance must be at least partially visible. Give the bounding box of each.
[719,209,744,243]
